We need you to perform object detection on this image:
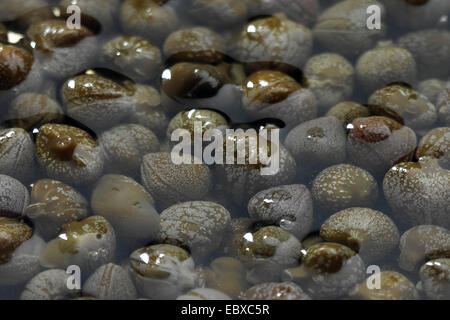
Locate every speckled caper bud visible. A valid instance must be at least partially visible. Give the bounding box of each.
[356,41,417,94]
[120,0,178,45]
[20,269,81,300]
[25,179,89,239]
[40,215,116,275]
[242,70,317,128]
[417,79,448,105]
[383,158,450,228]
[0,128,35,182]
[312,165,379,213]
[397,30,450,80]
[313,0,386,57]
[238,226,303,285]
[418,258,450,300]
[284,242,366,299]
[102,36,162,82]
[0,174,29,219]
[285,117,347,173]
[141,152,212,208]
[100,124,159,176]
[61,74,137,132]
[188,0,247,29]
[320,208,400,262]
[166,109,228,140]
[417,127,450,169]
[349,271,418,300]
[36,124,104,185]
[398,225,450,272]
[83,263,137,300]
[233,13,313,73]
[326,102,370,127]
[8,93,64,132]
[163,27,225,65]
[247,184,314,240]
[304,53,354,114]
[128,244,198,299]
[241,282,311,300]
[127,85,169,138]
[368,84,437,132]
[159,201,231,260]
[347,116,417,175]
[383,0,450,30]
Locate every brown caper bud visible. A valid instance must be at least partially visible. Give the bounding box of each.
[161,62,230,112]
[368,84,437,132]
[398,225,450,272]
[0,217,45,286]
[36,124,104,185]
[61,74,137,132]
[25,179,89,240]
[27,19,96,79]
[349,271,418,300]
[0,43,35,91]
[326,102,370,128]
[284,242,366,299]
[102,36,162,82]
[163,27,225,65]
[320,208,400,262]
[418,258,450,300]
[242,70,317,129]
[383,158,450,228]
[233,13,313,74]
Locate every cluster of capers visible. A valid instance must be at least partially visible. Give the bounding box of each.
[0,0,449,300]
